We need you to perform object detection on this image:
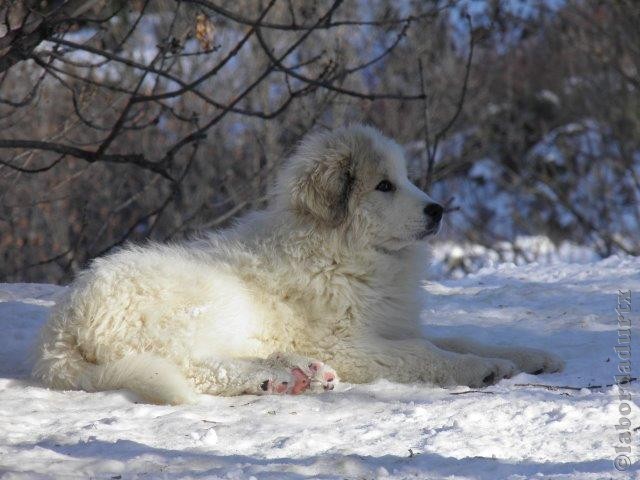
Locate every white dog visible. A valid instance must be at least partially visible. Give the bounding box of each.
[32,125,563,404]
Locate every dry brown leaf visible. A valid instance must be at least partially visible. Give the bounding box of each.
[195,13,214,51]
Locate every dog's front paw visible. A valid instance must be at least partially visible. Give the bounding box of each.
[259,368,312,395]
[454,355,517,388]
[508,348,565,375]
[266,352,338,393]
[306,360,338,392]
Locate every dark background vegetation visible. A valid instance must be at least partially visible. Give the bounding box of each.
[1,0,638,283]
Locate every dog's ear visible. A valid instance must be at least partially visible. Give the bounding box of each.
[290,154,355,227]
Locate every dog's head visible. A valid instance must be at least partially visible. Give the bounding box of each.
[276,125,443,250]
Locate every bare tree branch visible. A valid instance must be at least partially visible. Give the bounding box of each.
[0,139,174,180]
[0,0,103,73]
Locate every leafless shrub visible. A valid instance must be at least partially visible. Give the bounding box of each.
[1,0,638,283]
[1,0,459,282]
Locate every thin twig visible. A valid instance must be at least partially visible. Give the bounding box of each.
[421,13,475,190]
[514,377,638,392]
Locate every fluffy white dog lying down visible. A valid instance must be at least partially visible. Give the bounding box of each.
[32,125,563,404]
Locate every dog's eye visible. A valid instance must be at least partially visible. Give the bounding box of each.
[375,180,395,192]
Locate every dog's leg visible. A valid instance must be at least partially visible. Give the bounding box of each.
[426,336,564,375]
[184,354,336,396]
[327,338,518,388]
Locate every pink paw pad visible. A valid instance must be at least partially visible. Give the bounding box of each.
[309,362,336,390]
[290,367,311,394]
[260,379,290,394]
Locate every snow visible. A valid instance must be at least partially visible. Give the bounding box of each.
[429,235,601,279]
[1,255,639,479]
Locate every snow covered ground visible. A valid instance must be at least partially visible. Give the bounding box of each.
[1,254,639,479]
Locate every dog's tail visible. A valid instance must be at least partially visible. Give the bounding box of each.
[32,328,196,405]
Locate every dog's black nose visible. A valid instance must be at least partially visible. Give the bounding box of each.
[424,203,444,222]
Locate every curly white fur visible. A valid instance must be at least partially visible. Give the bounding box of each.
[32,125,563,404]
